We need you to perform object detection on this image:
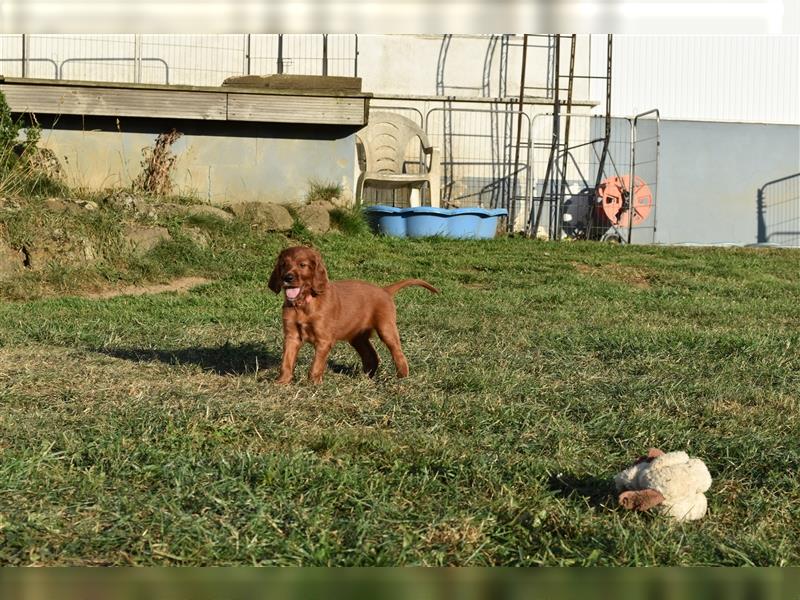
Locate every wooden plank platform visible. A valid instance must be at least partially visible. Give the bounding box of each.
[0,77,371,126]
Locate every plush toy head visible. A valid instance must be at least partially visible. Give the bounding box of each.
[614,448,712,522]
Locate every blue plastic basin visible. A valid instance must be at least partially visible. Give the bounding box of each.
[363,206,507,239]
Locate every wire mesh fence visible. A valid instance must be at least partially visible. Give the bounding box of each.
[361,101,660,241]
[425,106,531,221]
[757,173,800,246]
[0,34,359,85]
[362,101,533,229]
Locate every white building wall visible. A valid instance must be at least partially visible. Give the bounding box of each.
[599,34,800,124]
[1,34,797,124]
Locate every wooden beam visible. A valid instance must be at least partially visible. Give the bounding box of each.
[227,93,368,125]
[0,78,371,126]
[0,83,227,121]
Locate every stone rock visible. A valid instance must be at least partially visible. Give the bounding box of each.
[0,238,24,278]
[104,192,158,219]
[26,237,98,270]
[0,198,21,212]
[295,203,331,234]
[44,197,73,213]
[124,225,172,256]
[158,203,233,222]
[310,200,337,213]
[104,191,138,211]
[181,226,210,248]
[76,200,98,211]
[226,201,293,232]
[27,147,64,180]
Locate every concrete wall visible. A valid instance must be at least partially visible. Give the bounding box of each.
[34,115,357,205]
[656,119,800,245]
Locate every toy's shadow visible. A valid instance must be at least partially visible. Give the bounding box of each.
[547,472,616,508]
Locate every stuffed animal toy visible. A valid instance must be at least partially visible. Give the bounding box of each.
[614,448,712,522]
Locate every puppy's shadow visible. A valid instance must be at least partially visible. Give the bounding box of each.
[547,472,616,508]
[97,342,366,379]
[97,342,281,376]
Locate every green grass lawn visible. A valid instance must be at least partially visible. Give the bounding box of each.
[0,231,798,566]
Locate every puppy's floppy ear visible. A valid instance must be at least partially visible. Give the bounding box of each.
[268,255,283,294]
[310,250,329,295]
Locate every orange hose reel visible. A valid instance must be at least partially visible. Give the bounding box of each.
[596,175,653,228]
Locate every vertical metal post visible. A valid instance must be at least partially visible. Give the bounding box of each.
[556,34,577,238]
[322,34,328,76]
[588,34,613,240]
[354,34,359,77]
[134,34,142,83]
[21,34,28,78]
[531,34,561,237]
[629,118,636,244]
[244,34,251,75]
[510,34,529,231]
[277,34,284,74]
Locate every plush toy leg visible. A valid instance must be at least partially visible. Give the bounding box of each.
[619,489,665,512]
[634,447,665,465]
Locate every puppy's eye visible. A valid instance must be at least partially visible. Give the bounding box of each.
[300,262,308,268]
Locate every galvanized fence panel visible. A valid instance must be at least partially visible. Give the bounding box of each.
[528,112,658,243]
[0,34,358,86]
[628,110,659,244]
[362,102,533,225]
[530,113,632,239]
[425,105,532,229]
[758,173,800,246]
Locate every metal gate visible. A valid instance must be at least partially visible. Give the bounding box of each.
[757,173,800,246]
[424,106,533,231]
[528,110,659,242]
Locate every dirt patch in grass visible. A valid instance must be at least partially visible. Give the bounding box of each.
[573,262,653,289]
[84,276,211,299]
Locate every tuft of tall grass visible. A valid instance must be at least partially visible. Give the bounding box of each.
[306,179,342,204]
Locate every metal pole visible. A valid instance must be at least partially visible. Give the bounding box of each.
[531,34,561,237]
[322,34,328,76]
[588,34,613,240]
[134,34,142,84]
[510,34,529,231]
[244,34,251,75]
[277,34,284,74]
[628,118,636,244]
[354,34,358,77]
[21,34,28,78]
[556,34,576,238]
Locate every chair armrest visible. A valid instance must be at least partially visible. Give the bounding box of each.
[422,145,439,172]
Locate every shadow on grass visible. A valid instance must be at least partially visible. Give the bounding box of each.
[96,342,364,378]
[96,342,282,376]
[547,472,617,508]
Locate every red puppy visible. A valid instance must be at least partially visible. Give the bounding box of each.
[268,246,438,384]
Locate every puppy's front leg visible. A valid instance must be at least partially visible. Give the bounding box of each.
[276,334,302,384]
[308,339,334,384]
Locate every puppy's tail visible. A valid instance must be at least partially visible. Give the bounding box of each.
[384,279,439,296]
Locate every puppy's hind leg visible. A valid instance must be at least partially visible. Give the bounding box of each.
[375,319,409,378]
[350,331,379,377]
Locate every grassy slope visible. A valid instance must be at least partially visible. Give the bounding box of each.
[0,231,798,566]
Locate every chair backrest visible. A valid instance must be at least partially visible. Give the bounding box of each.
[357,112,430,174]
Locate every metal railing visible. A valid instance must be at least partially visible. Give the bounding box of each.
[59,57,171,84]
[0,34,359,85]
